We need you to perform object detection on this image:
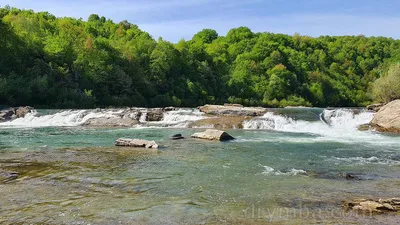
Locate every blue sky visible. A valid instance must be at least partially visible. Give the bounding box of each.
[1,0,399,42]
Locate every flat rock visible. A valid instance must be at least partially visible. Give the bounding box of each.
[189,116,249,129]
[83,117,138,127]
[191,129,235,141]
[198,104,267,117]
[115,138,159,149]
[170,134,184,140]
[371,100,400,133]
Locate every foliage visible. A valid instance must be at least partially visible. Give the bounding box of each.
[372,63,400,103]
[1,7,400,108]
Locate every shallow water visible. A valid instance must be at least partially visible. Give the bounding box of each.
[0,109,400,224]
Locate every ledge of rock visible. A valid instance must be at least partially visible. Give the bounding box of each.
[189,116,249,129]
[0,106,33,122]
[191,129,235,141]
[115,138,159,149]
[343,198,400,213]
[83,117,138,127]
[198,104,267,117]
[371,100,400,133]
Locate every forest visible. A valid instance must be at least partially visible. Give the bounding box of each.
[1,6,400,108]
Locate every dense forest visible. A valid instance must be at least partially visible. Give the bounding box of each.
[1,6,400,108]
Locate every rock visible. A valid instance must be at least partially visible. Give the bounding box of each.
[115,138,159,149]
[191,129,235,141]
[371,100,400,133]
[163,107,176,112]
[147,109,164,121]
[0,170,19,183]
[189,116,248,129]
[223,103,243,107]
[83,117,138,127]
[343,198,399,213]
[170,134,184,140]
[15,106,33,118]
[358,124,373,131]
[338,172,358,180]
[198,104,267,117]
[0,106,33,122]
[367,103,385,112]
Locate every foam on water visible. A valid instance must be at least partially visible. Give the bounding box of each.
[241,109,392,144]
[262,166,307,176]
[147,109,206,128]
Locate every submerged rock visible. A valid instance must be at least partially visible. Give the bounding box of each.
[191,129,235,141]
[115,138,159,149]
[343,198,400,213]
[371,100,400,133]
[170,134,184,140]
[358,124,373,131]
[198,104,267,117]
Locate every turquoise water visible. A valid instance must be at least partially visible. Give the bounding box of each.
[0,109,400,224]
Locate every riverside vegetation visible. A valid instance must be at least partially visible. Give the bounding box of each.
[1,6,400,109]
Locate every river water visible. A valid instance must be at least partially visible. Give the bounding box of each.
[0,108,399,224]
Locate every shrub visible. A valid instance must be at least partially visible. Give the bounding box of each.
[372,63,400,103]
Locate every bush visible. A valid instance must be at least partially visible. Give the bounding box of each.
[372,63,400,103]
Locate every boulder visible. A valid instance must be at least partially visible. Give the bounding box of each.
[366,103,384,112]
[198,104,267,117]
[191,129,235,141]
[170,134,184,140]
[358,124,373,131]
[371,100,400,133]
[189,116,248,129]
[15,106,33,118]
[83,117,138,127]
[115,138,159,149]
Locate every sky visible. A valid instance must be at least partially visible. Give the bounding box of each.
[1,0,399,42]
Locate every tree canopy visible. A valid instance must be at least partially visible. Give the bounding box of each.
[1,7,400,108]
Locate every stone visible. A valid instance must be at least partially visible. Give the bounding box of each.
[147,109,164,121]
[343,198,399,213]
[115,138,159,149]
[170,134,184,140]
[371,100,400,133]
[191,129,235,141]
[15,106,33,118]
[83,117,138,127]
[198,104,267,117]
[358,124,372,131]
[366,103,384,112]
[0,106,33,122]
[189,116,248,129]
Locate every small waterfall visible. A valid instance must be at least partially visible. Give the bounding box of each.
[243,109,375,138]
[139,112,148,123]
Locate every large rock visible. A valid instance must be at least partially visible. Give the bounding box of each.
[189,116,249,129]
[198,104,267,117]
[371,100,400,133]
[191,129,235,141]
[115,138,159,149]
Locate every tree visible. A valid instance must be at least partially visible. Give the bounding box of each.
[372,63,400,103]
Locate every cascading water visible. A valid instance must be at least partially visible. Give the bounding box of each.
[147,109,206,128]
